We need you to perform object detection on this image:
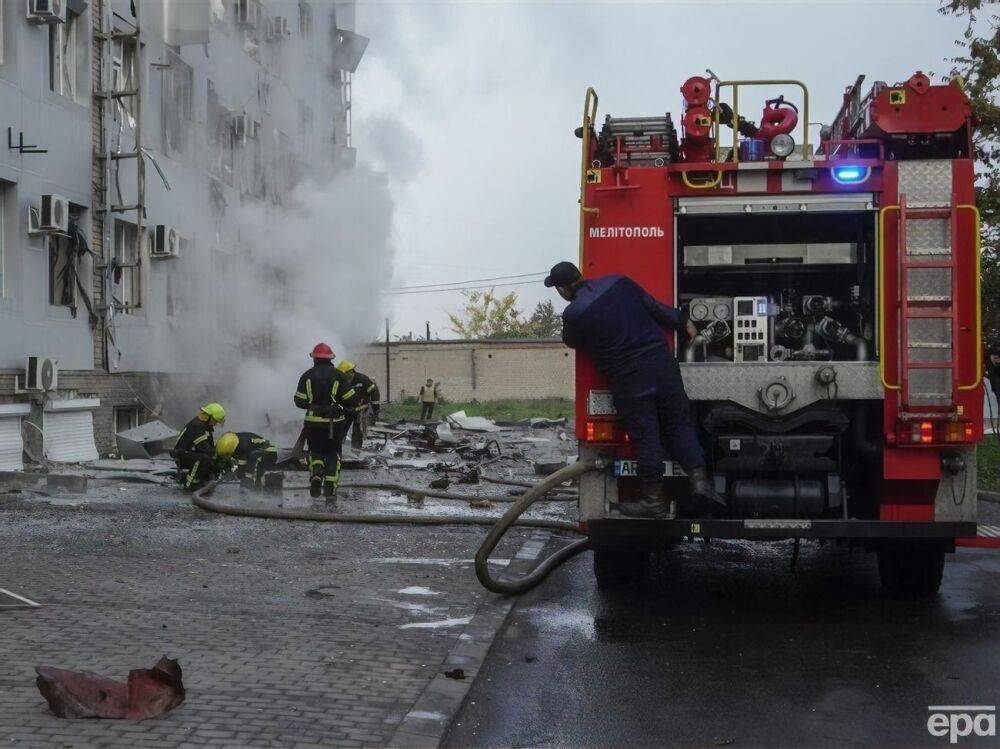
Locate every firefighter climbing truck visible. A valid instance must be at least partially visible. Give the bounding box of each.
[574,71,988,594]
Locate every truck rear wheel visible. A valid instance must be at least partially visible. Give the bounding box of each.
[593,546,650,590]
[877,547,945,596]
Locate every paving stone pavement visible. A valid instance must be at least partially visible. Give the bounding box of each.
[0,488,535,748]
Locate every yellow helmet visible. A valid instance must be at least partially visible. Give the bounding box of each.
[216,432,239,457]
[337,360,356,373]
[200,402,226,426]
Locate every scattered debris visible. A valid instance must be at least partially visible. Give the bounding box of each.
[446,410,501,433]
[468,499,492,509]
[443,668,466,680]
[525,655,537,663]
[36,656,185,721]
[399,616,473,630]
[429,477,452,490]
[115,421,179,460]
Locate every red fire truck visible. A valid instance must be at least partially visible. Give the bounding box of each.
[574,72,989,594]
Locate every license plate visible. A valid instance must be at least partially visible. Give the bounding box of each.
[614,460,685,478]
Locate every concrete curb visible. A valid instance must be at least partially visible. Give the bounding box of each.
[387,532,551,748]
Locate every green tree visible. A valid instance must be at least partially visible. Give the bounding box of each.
[447,290,562,339]
[519,299,563,339]
[941,0,1000,333]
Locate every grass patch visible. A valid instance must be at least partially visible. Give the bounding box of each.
[380,397,574,424]
[980,438,1000,492]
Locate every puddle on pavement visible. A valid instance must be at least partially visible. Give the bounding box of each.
[400,616,473,630]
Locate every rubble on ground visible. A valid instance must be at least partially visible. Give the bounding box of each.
[36,656,185,720]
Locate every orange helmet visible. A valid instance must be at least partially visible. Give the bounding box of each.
[311,342,334,360]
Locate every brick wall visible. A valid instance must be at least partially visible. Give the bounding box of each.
[356,339,574,403]
[0,370,212,457]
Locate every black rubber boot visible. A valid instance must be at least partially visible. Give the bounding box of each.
[324,482,338,502]
[689,467,727,517]
[309,474,323,498]
[620,481,670,519]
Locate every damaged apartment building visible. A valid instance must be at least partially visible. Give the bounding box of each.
[0,0,366,466]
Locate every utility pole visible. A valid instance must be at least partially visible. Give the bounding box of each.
[384,318,391,403]
[425,321,431,341]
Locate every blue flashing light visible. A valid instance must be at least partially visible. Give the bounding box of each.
[831,165,870,184]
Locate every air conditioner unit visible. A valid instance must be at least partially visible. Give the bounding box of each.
[26,0,65,24]
[39,195,70,234]
[152,225,180,259]
[236,0,258,28]
[24,356,59,392]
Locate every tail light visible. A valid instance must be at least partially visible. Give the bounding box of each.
[896,419,976,446]
[585,420,615,443]
[583,420,633,443]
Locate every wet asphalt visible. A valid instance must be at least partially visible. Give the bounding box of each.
[446,539,1000,748]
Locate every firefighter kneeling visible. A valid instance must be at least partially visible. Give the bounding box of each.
[172,403,227,491]
[294,343,359,501]
[215,432,278,490]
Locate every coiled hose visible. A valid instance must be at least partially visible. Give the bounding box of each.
[474,457,605,595]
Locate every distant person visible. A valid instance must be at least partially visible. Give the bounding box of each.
[293,343,359,501]
[419,378,438,420]
[337,359,382,447]
[215,432,278,490]
[545,261,724,519]
[172,403,226,491]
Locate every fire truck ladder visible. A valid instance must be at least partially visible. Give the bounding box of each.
[880,183,981,415]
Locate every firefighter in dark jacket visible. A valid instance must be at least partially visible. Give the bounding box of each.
[547,261,725,520]
[216,431,278,490]
[173,402,227,491]
[294,343,359,500]
[337,359,381,448]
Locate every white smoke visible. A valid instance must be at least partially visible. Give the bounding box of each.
[143,7,422,443]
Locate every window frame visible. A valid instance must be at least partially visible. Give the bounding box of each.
[49,10,84,101]
[113,219,141,313]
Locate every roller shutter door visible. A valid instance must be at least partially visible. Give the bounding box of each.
[43,410,99,463]
[0,416,24,471]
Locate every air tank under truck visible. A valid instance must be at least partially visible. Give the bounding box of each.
[573,71,994,594]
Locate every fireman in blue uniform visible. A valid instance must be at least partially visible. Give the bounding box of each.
[293,343,359,500]
[546,261,725,519]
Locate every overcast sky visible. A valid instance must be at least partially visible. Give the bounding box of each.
[351,0,970,340]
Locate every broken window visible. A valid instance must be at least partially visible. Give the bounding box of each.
[48,206,88,310]
[239,122,266,200]
[111,36,138,121]
[49,10,86,102]
[207,82,235,185]
[161,49,194,157]
[114,406,141,434]
[113,220,140,313]
[298,1,312,39]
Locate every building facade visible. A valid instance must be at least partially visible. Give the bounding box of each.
[0,0,364,463]
[358,339,575,404]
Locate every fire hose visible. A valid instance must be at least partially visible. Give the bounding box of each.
[191,457,606,596]
[474,457,605,595]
